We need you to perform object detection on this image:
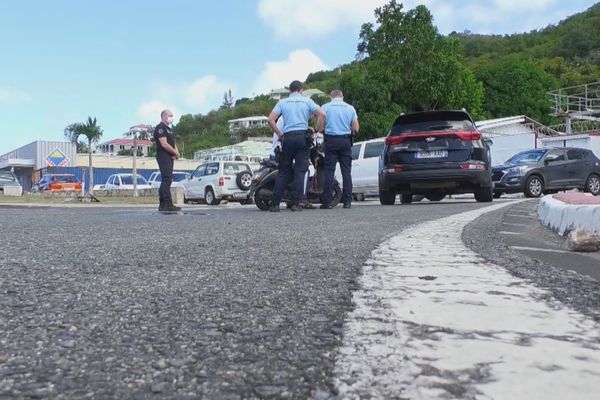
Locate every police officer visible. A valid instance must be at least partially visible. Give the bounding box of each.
[154,109,181,212]
[317,90,359,209]
[267,80,325,212]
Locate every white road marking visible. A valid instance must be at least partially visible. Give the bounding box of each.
[510,246,571,254]
[501,222,529,227]
[499,231,523,235]
[333,202,600,400]
[505,213,538,219]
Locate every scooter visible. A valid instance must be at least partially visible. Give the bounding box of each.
[251,134,342,211]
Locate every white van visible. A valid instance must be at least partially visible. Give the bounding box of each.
[349,138,385,200]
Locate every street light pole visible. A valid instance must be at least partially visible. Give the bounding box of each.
[132,129,138,197]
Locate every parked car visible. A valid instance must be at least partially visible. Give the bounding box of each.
[184,161,253,205]
[492,147,600,198]
[350,138,385,200]
[147,171,190,188]
[35,174,82,192]
[378,110,493,205]
[103,174,152,190]
[0,170,22,193]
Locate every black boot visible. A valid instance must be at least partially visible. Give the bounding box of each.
[163,201,181,212]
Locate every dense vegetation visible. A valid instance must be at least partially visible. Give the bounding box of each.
[174,1,600,155]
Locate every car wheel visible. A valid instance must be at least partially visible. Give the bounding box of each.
[524,175,544,198]
[379,189,396,205]
[493,192,502,199]
[585,174,600,196]
[425,192,445,202]
[400,194,413,204]
[236,171,253,191]
[205,188,220,205]
[475,187,493,202]
[254,187,272,211]
[354,193,366,202]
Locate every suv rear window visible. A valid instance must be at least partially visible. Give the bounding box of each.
[390,111,475,135]
[55,175,78,183]
[223,163,251,175]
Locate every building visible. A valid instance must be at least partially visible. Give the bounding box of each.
[95,138,153,156]
[228,116,269,132]
[0,141,77,191]
[269,87,326,101]
[193,139,272,171]
[476,115,600,164]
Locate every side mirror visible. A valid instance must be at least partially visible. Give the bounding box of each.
[545,154,559,164]
[483,138,493,147]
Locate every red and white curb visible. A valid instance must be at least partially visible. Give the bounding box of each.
[333,202,600,400]
[538,195,600,236]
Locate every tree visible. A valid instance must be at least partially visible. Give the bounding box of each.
[475,59,559,123]
[356,1,483,116]
[64,116,103,193]
[221,89,234,109]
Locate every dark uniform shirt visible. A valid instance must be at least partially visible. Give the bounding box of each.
[153,122,175,157]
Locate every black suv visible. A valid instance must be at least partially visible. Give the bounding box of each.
[492,147,600,198]
[379,110,493,204]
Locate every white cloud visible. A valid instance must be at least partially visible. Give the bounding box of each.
[252,49,329,96]
[183,75,230,111]
[257,0,577,37]
[0,87,32,104]
[258,0,389,39]
[136,75,234,123]
[136,101,180,123]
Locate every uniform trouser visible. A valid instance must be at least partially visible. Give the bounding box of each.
[157,154,174,205]
[272,133,309,205]
[323,135,352,205]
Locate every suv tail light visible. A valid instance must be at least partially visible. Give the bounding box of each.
[218,177,225,187]
[460,161,486,170]
[384,166,403,174]
[385,131,481,145]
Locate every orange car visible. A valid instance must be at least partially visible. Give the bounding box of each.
[36,174,82,192]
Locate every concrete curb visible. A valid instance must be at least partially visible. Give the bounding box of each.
[538,195,600,236]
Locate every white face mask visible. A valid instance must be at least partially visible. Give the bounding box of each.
[166,117,174,124]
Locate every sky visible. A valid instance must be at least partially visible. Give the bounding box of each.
[0,0,597,155]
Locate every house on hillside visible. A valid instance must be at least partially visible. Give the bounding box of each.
[95,138,153,156]
[269,87,327,100]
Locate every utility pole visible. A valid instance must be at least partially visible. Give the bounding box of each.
[129,124,153,198]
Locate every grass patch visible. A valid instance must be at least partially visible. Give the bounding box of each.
[0,193,159,205]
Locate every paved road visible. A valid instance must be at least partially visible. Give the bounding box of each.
[1,199,598,399]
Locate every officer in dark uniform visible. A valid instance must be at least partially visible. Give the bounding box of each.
[267,80,325,212]
[317,90,359,209]
[153,109,181,212]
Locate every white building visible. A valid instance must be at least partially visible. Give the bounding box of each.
[96,138,153,156]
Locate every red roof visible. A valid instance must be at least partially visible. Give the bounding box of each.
[100,139,153,146]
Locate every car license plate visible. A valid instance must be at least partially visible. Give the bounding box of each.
[415,150,448,159]
[233,192,247,199]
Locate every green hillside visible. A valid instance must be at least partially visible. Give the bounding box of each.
[175,1,600,155]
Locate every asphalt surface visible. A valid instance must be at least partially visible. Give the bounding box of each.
[1,199,598,399]
[463,199,600,322]
[0,200,494,399]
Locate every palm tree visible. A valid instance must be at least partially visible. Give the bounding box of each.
[64,116,104,193]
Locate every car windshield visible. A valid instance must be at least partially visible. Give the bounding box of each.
[120,175,148,185]
[173,173,189,182]
[223,163,251,175]
[55,175,78,183]
[506,150,548,164]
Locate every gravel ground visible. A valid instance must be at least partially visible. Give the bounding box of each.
[463,199,600,322]
[0,201,493,399]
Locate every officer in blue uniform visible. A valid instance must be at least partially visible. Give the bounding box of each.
[317,90,359,209]
[153,109,181,212]
[267,80,325,212]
